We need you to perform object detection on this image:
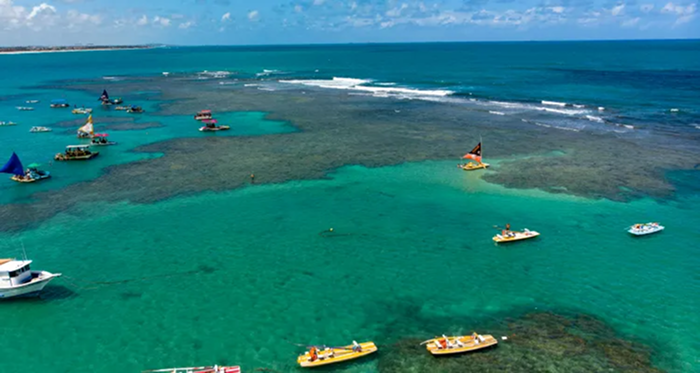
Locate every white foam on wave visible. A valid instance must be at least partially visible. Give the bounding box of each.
[199,70,233,78]
[489,111,505,116]
[539,107,589,116]
[256,69,283,77]
[585,115,604,123]
[542,100,567,107]
[103,76,122,81]
[692,124,700,130]
[573,104,585,109]
[531,121,581,132]
[244,83,259,87]
[598,107,605,111]
[670,108,679,112]
[279,77,453,99]
[376,82,397,86]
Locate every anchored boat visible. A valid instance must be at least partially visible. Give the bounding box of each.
[628,222,664,236]
[143,365,240,373]
[99,89,123,105]
[0,258,61,299]
[30,126,52,133]
[77,115,94,138]
[194,110,213,121]
[126,105,145,113]
[199,119,230,132]
[459,139,489,171]
[297,341,377,368]
[493,228,540,243]
[55,145,99,161]
[0,121,18,126]
[72,107,93,115]
[16,106,34,111]
[91,133,117,146]
[50,99,70,108]
[1,153,51,183]
[423,333,498,355]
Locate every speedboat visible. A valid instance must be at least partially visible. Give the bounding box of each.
[493,228,540,243]
[194,110,213,121]
[50,99,70,108]
[423,333,498,355]
[628,222,664,236]
[199,119,230,132]
[30,126,52,133]
[90,133,117,146]
[72,107,93,115]
[142,366,240,373]
[297,341,377,368]
[55,145,99,161]
[0,121,18,126]
[16,106,34,111]
[0,258,61,299]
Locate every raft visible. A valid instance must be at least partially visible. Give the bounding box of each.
[425,334,498,355]
[297,341,377,368]
[460,162,490,171]
[493,229,540,243]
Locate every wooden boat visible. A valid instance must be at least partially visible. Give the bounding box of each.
[72,107,93,114]
[50,99,70,108]
[628,222,664,236]
[91,133,117,146]
[493,228,540,243]
[77,115,94,138]
[55,145,99,161]
[459,139,489,171]
[297,341,377,368]
[194,110,213,121]
[424,334,498,355]
[199,119,230,132]
[142,365,240,373]
[1,154,51,183]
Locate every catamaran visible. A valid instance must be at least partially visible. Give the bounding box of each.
[459,139,489,171]
[77,115,94,138]
[99,89,123,105]
[0,258,61,298]
[142,365,240,373]
[1,152,51,183]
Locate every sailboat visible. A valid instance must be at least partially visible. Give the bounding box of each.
[99,89,123,105]
[77,115,94,138]
[459,139,490,171]
[1,152,51,183]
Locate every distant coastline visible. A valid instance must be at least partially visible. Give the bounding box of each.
[0,45,155,55]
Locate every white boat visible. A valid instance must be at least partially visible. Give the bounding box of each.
[0,121,18,126]
[26,100,40,104]
[628,222,664,236]
[30,126,52,133]
[0,259,61,299]
[143,365,240,373]
[16,107,34,111]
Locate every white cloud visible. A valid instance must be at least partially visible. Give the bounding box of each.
[136,15,148,26]
[350,2,357,11]
[178,21,193,29]
[661,2,697,25]
[621,16,640,26]
[221,12,231,22]
[386,3,408,17]
[27,3,56,20]
[248,10,259,21]
[611,4,625,16]
[66,9,101,26]
[153,15,171,27]
[640,4,654,13]
[549,6,565,14]
[313,0,325,5]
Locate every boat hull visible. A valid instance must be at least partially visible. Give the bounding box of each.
[11,172,51,183]
[460,163,490,171]
[90,141,117,146]
[628,226,664,236]
[493,230,540,243]
[0,271,61,299]
[199,126,230,132]
[426,335,498,355]
[298,342,377,368]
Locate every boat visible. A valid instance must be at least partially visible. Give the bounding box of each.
[459,139,489,171]
[297,341,377,368]
[199,119,230,132]
[54,145,99,161]
[77,115,94,138]
[30,126,52,133]
[142,366,240,373]
[26,100,39,104]
[0,121,18,126]
[99,89,123,105]
[72,107,93,115]
[0,258,61,299]
[423,333,498,355]
[16,106,34,111]
[114,106,129,111]
[91,133,117,146]
[126,105,145,113]
[1,153,51,183]
[194,110,213,121]
[493,228,540,243]
[50,99,70,108]
[628,222,664,236]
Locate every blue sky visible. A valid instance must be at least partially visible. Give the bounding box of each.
[0,0,697,45]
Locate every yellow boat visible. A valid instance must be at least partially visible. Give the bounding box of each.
[459,162,490,171]
[493,229,540,243]
[459,139,488,171]
[424,334,498,355]
[297,341,377,368]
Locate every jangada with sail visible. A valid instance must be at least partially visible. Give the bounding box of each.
[459,140,490,171]
[77,115,95,138]
[99,89,123,105]
[1,152,51,183]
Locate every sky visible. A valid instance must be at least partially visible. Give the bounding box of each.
[0,0,698,46]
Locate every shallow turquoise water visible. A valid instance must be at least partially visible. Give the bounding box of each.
[1,162,698,372]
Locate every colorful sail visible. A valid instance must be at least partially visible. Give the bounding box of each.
[0,152,24,176]
[99,89,109,102]
[462,142,482,163]
[78,115,94,136]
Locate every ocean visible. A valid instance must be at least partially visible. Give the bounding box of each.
[0,41,699,372]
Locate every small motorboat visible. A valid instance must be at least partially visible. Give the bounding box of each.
[50,99,70,108]
[493,228,540,243]
[0,258,61,298]
[628,222,664,236]
[423,333,498,355]
[199,119,230,132]
[30,126,52,133]
[0,121,17,126]
[297,341,377,368]
[194,110,213,121]
[90,133,117,146]
[1,153,51,183]
[126,105,145,113]
[142,365,240,373]
[72,107,93,115]
[54,145,99,161]
[16,106,34,111]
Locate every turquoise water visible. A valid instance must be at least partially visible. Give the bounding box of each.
[1,42,699,372]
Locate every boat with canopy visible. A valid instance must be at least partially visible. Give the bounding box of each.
[459,139,489,171]
[297,341,377,368]
[628,222,664,236]
[50,99,70,108]
[0,258,61,298]
[142,365,240,373]
[199,119,230,132]
[99,89,123,105]
[422,333,498,355]
[493,228,540,243]
[55,145,99,161]
[91,133,117,146]
[194,110,213,121]
[77,115,94,138]
[1,153,51,183]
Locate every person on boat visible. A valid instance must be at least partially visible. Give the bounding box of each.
[352,341,363,352]
[471,332,479,342]
[437,337,447,349]
[309,346,318,362]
